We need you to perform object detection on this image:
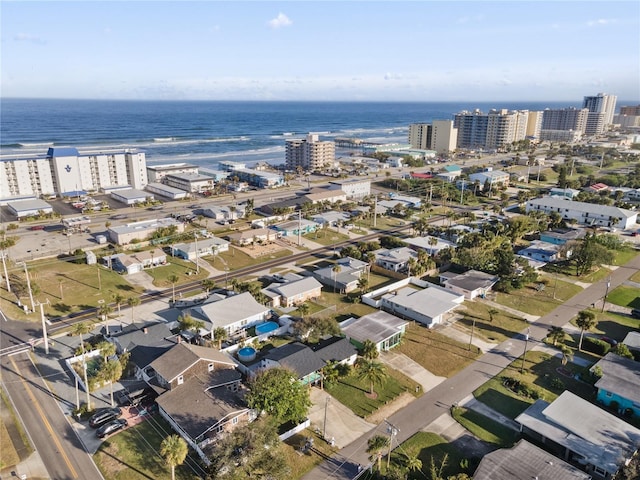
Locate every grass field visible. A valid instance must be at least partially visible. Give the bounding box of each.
[213,246,293,271]
[458,301,530,344]
[472,351,595,420]
[451,406,518,447]
[397,323,480,377]
[606,285,640,309]
[0,420,20,471]
[325,368,420,419]
[493,279,583,316]
[282,429,339,478]
[303,230,350,246]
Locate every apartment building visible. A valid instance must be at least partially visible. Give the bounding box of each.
[583,93,617,135]
[146,163,198,183]
[285,133,335,171]
[408,120,457,154]
[0,147,147,202]
[454,109,528,150]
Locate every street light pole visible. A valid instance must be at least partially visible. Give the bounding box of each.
[385,419,399,470]
[601,276,611,313]
[323,396,330,440]
[40,302,49,354]
[520,328,531,373]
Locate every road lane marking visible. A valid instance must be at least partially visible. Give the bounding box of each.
[9,355,78,479]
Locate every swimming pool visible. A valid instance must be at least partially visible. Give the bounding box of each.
[255,321,279,335]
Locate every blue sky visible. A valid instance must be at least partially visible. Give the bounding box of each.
[2,1,639,101]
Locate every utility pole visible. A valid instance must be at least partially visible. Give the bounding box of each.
[1,250,10,293]
[520,328,531,373]
[298,210,302,247]
[384,419,399,470]
[40,301,49,354]
[460,179,465,206]
[601,276,611,313]
[323,396,330,440]
[468,317,476,351]
[194,231,200,274]
[22,262,35,313]
[373,196,378,228]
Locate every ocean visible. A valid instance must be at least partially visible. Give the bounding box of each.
[0,99,578,169]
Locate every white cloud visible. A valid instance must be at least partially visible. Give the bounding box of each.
[587,18,616,27]
[13,33,45,44]
[384,72,403,81]
[268,13,292,29]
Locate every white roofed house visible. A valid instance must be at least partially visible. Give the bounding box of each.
[341,311,408,353]
[190,291,271,338]
[262,276,323,308]
[372,247,418,273]
[171,237,230,261]
[526,197,638,230]
[439,269,499,300]
[313,257,368,294]
[381,283,464,328]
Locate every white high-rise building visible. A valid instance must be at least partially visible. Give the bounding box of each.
[409,120,457,154]
[0,147,147,202]
[583,93,617,135]
[285,134,335,172]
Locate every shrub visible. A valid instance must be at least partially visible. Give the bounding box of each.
[550,377,565,390]
[582,337,611,356]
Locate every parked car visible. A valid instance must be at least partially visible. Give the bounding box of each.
[96,418,128,438]
[600,336,618,347]
[89,407,122,428]
[631,309,640,319]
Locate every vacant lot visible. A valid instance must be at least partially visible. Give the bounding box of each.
[494,279,583,316]
[398,323,480,377]
[458,301,529,344]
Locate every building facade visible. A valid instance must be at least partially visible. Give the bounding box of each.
[583,93,617,135]
[285,134,335,171]
[1,147,147,201]
[408,120,457,154]
[454,109,528,150]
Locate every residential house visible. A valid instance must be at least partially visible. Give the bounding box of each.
[260,342,325,385]
[439,270,499,300]
[303,188,347,205]
[107,217,186,245]
[473,439,591,480]
[592,353,640,418]
[468,169,510,188]
[327,178,371,199]
[380,283,464,328]
[539,228,586,246]
[270,219,319,237]
[550,187,581,199]
[198,204,244,222]
[311,337,358,366]
[515,391,640,479]
[585,183,609,194]
[150,343,251,464]
[404,235,457,255]
[191,292,271,337]
[171,237,230,261]
[112,250,168,275]
[526,197,638,230]
[224,227,277,247]
[517,240,564,263]
[109,322,177,379]
[341,311,407,352]
[437,165,463,183]
[262,276,323,308]
[372,247,418,273]
[311,210,351,227]
[622,331,640,354]
[313,257,367,293]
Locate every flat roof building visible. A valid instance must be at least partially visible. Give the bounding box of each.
[108,217,185,245]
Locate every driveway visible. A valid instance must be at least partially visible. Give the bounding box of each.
[307,388,375,449]
[379,350,445,392]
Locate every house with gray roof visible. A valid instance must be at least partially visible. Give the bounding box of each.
[526,197,638,230]
[313,257,367,293]
[539,228,586,245]
[109,322,177,377]
[473,439,591,480]
[622,331,640,353]
[372,247,418,273]
[262,276,323,308]
[107,217,186,245]
[516,391,640,479]
[592,352,640,418]
[404,235,457,255]
[171,237,229,261]
[439,269,499,300]
[191,292,270,336]
[517,240,564,264]
[381,284,464,328]
[341,311,408,352]
[260,342,325,385]
[311,337,358,366]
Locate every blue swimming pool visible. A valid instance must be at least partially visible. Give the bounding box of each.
[255,321,279,335]
[237,347,257,362]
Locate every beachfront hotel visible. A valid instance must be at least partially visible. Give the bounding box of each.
[0,147,148,203]
[285,133,335,171]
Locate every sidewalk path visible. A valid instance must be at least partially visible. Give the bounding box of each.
[476,298,540,323]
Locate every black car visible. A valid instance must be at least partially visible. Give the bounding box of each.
[89,407,122,428]
[96,418,128,438]
[631,309,640,319]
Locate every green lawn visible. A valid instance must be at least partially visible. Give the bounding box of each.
[213,246,293,270]
[630,269,640,283]
[325,368,420,419]
[569,310,639,344]
[2,257,145,321]
[493,279,583,316]
[303,230,350,246]
[397,323,480,377]
[606,285,640,309]
[458,302,530,344]
[472,351,595,420]
[451,406,518,447]
[94,415,201,480]
[144,257,210,288]
[283,429,338,478]
[315,292,379,320]
[611,247,639,266]
[388,432,470,480]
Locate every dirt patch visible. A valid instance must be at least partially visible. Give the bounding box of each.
[366,392,415,424]
[234,243,288,259]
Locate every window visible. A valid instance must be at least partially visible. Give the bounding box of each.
[177,375,184,385]
[232,417,238,425]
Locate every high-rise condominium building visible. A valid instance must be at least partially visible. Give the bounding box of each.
[541,108,589,132]
[408,120,457,154]
[454,109,528,150]
[0,147,147,201]
[285,134,335,172]
[619,105,640,116]
[583,93,617,135]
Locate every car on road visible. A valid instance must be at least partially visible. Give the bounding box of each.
[110,214,128,220]
[28,225,45,230]
[89,407,122,428]
[96,418,128,438]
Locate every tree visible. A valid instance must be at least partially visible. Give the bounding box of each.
[360,339,379,360]
[127,296,140,324]
[332,264,342,293]
[573,233,615,276]
[576,310,597,351]
[559,344,574,366]
[111,292,125,325]
[612,343,634,359]
[100,359,123,407]
[167,274,180,302]
[546,326,567,347]
[428,453,449,480]
[366,435,390,472]
[487,308,498,323]
[297,302,310,320]
[178,313,205,341]
[357,276,369,294]
[160,434,188,480]
[404,452,423,474]
[97,340,116,363]
[246,368,311,424]
[356,358,387,396]
[213,327,227,349]
[70,322,93,409]
[97,303,113,336]
[201,278,216,295]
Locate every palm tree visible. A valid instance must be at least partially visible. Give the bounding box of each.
[98,303,113,336]
[112,292,125,326]
[560,344,574,366]
[100,359,123,407]
[213,327,228,349]
[356,358,387,397]
[546,326,566,347]
[367,435,390,472]
[297,302,310,320]
[357,276,369,294]
[331,264,341,293]
[70,322,92,409]
[167,274,180,303]
[97,340,116,363]
[360,339,379,360]
[127,296,140,324]
[178,313,205,342]
[366,251,376,281]
[160,434,188,480]
[576,310,597,351]
[201,278,216,296]
[487,308,498,323]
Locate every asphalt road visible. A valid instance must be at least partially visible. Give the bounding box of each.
[2,352,104,480]
[302,255,640,480]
